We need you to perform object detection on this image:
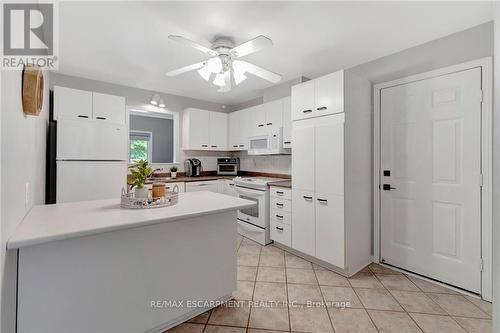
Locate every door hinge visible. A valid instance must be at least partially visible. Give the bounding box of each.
[480,259,484,272]
[479,174,484,187]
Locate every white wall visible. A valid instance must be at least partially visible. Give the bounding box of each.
[350,22,493,83]
[1,70,50,333]
[492,6,499,332]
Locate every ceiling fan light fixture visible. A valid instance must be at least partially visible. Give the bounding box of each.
[197,65,211,81]
[213,73,226,87]
[233,70,247,85]
[207,57,223,73]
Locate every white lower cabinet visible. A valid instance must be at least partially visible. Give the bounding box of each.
[270,221,291,247]
[315,193,344,268]
[291,190,315,257]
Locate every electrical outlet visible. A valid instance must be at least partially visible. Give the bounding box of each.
[25,182,30,209]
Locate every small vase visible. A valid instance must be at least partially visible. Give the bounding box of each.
[135,187,149,199]
[171,171,177,179]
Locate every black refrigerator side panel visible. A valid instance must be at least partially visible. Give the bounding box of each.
[46,90,57,204]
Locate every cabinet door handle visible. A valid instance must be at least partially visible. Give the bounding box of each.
[233,145,238,148]
[276,191,284,195]
[201,144,208,147]
[276,214,283,219]
[284,141,291,144]
[276,203,284,207]
[229,183,235,187]
[239,144,245,147]
[303,196,313,200]
[266,122,273,126]
[258,124,264,127]
[211,145,217,148]
[316,106,328,111]
[317,198,328,203]
[77,115,89,118]
[96,116,106,120]
[276,226,284,231]
[302,109,312,113]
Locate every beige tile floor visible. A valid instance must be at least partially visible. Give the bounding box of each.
[167,236,492,333]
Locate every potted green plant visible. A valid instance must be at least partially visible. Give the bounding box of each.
[128,160,153,198]
[170,165,178,179]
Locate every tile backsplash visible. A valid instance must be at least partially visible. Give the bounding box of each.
[233,152,291,175]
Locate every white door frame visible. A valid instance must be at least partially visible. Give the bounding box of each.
[373,57,493,301]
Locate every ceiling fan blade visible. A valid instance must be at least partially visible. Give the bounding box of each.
[239,61,281,83]
[165,61,205,76]
[230,35,273,58]
[168,35,218,56]
[218,71,232,92]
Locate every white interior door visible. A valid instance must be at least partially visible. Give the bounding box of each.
[380,68,482,293]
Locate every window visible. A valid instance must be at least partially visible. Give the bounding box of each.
[129,131,152,163]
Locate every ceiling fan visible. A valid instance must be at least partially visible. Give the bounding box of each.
[165,35,282,92]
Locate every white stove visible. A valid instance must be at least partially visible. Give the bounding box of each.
[233,177,287,245]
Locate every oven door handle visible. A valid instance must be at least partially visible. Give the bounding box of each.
[235,186,265,197]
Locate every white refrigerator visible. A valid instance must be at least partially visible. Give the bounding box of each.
[55,119,128,203]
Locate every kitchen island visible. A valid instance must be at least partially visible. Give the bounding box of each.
[8,191,254,333]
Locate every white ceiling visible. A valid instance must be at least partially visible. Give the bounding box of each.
[57,1,493,105]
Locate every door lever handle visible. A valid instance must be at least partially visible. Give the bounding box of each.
[383,184,397,191]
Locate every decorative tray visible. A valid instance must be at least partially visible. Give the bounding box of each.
[120,185,179,209]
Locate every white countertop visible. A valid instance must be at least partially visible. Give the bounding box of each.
[7,191,254,250]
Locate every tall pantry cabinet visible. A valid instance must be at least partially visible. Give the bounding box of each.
[290,70,371,276]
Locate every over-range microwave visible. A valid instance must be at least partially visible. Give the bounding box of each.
[247,128,291,156]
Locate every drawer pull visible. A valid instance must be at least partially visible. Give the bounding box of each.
[239,144,245,147]
[233,145,238,147]
[276,203,284,207]
[275,214,283,219]
[276,191,284,195]
[77,115,89,118]
[303,196,313,200]
[302,109,312,113]
[276,226,284,231]
[258,124,265,127]
[201,144,208,147]
[266,122,273,126]
[317,106,328,111]
[96,116,106,120]
[211,145,217,148]
[284,141,291,144]
[317,198,328,203]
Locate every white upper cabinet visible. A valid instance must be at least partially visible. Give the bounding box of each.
[282,97,292,148]
[209,111,228,150]
[54,86,126,125]
[92,92,126,124]
[54,86,93,120]
[228,111,240,150]
[291,80,314,121]
[264,99,283,131]
[238,110,251,149]
[250,105,267,136]
[182,108,228,151]
[314,71,344,116]
[182,108,210,150]
[291,70,344,121]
